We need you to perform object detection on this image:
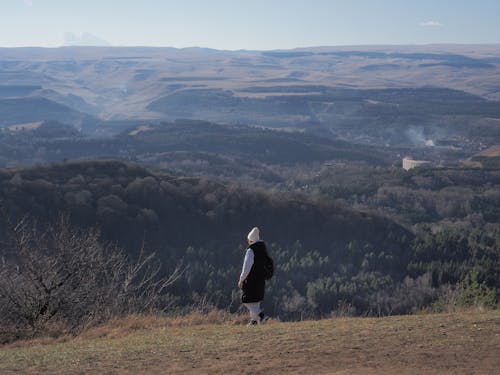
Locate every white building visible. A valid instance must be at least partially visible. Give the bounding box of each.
[402,157,431,171]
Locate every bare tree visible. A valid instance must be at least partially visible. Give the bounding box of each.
[0,214,183,338]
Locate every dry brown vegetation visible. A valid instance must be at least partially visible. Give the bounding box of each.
[0,215,184,343]
[0,310,498,374]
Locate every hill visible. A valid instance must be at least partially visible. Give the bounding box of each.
[147,86,500,148]
[1,46,500,150]
[0,311,498,374]
[0,119,392,170]
[0,159,408,253]
[1,160,498,321]
[466,145,500,168]
[0,97,94,128]
[0,160,420,318]
[121,120,391,164]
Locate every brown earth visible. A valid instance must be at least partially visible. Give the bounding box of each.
[0,311,499,374]
[477,145,500,157]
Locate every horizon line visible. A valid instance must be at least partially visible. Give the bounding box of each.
[1,42,500,52]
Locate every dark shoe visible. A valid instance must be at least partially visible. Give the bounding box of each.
[259,312,270,325]
[247,320,258,326]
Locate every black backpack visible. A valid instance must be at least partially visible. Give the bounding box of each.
[263,253,274,280]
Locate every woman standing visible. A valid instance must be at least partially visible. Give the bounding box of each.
[238,227,270,325]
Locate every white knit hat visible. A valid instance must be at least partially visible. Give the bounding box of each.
[247,227,260,243]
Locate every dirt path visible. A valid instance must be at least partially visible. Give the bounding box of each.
[1,311,499,374]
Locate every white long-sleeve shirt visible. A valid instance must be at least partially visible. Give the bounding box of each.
[239,248,254,283]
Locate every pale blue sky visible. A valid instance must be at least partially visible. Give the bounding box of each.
[1,0,500,49]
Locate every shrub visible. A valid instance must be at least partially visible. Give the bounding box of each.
[456,270,497,309]
[0,215,182,343]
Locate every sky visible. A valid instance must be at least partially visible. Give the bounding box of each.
[1,0,500,50]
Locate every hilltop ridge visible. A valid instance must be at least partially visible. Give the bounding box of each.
[0,311,498,374]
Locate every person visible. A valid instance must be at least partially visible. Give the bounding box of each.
[238,227,270,325]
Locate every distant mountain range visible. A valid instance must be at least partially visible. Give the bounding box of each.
[0,45,499,151]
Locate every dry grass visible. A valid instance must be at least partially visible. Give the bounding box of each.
[477,145,500,157]
[78,310,248,341]
[0,310,499,374]
[1,309,248,347]
[6,122,43,132]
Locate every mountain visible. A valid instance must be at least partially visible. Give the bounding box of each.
[147,86,500,147]
[1,45,499,150]
[0,97,95,128]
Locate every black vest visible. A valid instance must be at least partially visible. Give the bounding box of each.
[241,241,268,303]
[248,241,268,281]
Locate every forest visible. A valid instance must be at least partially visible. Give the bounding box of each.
[0,158,497,341]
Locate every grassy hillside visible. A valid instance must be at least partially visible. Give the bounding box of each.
[0,311,498,374]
